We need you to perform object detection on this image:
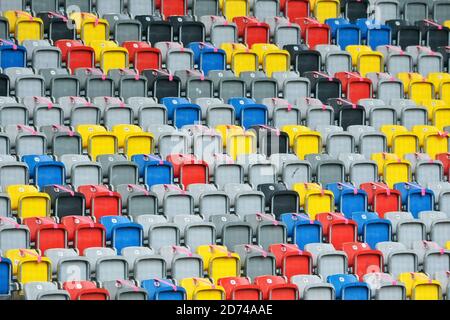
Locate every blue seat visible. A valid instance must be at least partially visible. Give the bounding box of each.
[187,42,226,74]
[0,257,12,298]
[336,25,361,50]
[141,279,186,300]
[228,98,268,129]
[144,162,174,187]
[293,219,322,250]
[326,183,368,218]
[355,18,376,40]
[367,25,391,50]
[100,216,144,253]
[394,183,434,218]
[22,155,65,189]
[351,211,392,248]
[0,43,27,69]
[325,18,351,39]
[327,274,370,300]
[132,154,163,178]
[280,213,310,238]
[161,97,201,128]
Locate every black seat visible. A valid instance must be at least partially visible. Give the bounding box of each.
[43,185,86,218]
[304,71,342,103]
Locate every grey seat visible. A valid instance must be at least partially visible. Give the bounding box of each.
[348,125,387,158]
[305,154,345,185]
[44,248,90,282]
[304,243,348,280]
[0,161,29,190]
[274,24,301,48]
[97,155,139,186]
[0,218,30,252]
[121,246,166,281]
[60,154,102,188]
[116,184,158,218]
[193,0,219,17]
[363,272,406,300]
[210,22,237,47]
[281,160,312,189]
[419,211,450,247]
[244,213,287,250]
[338,153,378,187]
[160,246,203,281]
[23,282,70,301]
[96,0,124,17]
[403,0,429,23]
[114,20,142,44]
[374,0,400,23]
[128,0,156,18]
[187,184,230,219]
[150,184,195,218]
[376,241,419,277]
[290,275,336,300]
[224,183,265,217]
[385,211,426,248]
[213,162,244,190]
[234,244,276,280]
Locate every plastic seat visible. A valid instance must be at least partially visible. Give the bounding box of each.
[78,185,122,220]
[327,273,370,300]
[5,249,52,284]
[218,276,262,300]
[342,242,384,279]
[316,212,358,250]
[398,272,442,300]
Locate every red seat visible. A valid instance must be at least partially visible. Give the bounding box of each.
[295,18,330,48]
[122,41,152,64]
[217,277,262,300]
[161,0,186,17]
[55,40,95,74]
[254,276,299,300]
[360,182,402,218]
[166,154,209,187]
[63,281,110,300]
[61,216,106,254]
[269,243,312,278]
[342,242,384,278]
[233,17,270,47]
[316,212,358,250]
[284,0,310,22]
[126,47,161,73]
[54,40,84,63]
[436,153,450,178]
[23,217,68,252]
[77,185,122,220]
[334,72,373,103]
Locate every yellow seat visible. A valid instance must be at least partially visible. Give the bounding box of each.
[263,50,290,77]
[445,20,450,28]
[251,43,280,65]
[397,72,424,94]
[76,124,107,149]
[314,0,340,23]
[305,189,334,220]
[309,0,317,11]
[4,249,51,284]
[124,132,155,159]
[227,132,256,161]
[383,160,411,188]
[180,278,226,300]
[427,72,450,95]
[409,80,434,105]
[391,133,419,158]
[439,79,450,106]
[112,124,143,148]
[357,52,383,77]
[380,125,408,148]
[89,40,118,64]
[412,125,440,148]
[423,131,449,158]
[220,43,248,65]
[100,47,129,74]
[3,10,32,33]
[432,106,450,131]
[346,45,372,67]
[281,125,311,147]
[421,99,447,121]
[7,185,38,211]
[398,272,442,300]
[88,132,118,161]
[15,17,44,44]
[222,0,248,21]
[446,241,450,249]
[7,185,50,219]
[293,183,322,207]
[371,153,401,177]
[215,125,245,148]
[293,131,322,160]
[81,18,110,45]
[231,50,258,76]
[69,12,98,35]
[196,245,240,281]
